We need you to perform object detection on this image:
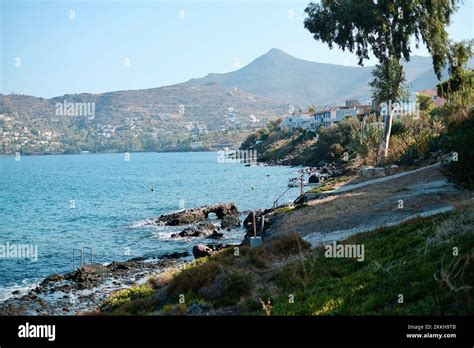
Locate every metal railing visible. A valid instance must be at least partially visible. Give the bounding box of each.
[72,247,93,271]
[273,187,293,208]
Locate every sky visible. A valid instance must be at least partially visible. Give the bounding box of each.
[1,0,473,98]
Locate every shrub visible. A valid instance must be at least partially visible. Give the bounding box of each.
[100,285,154,312]
[348,116,383,165]
[167,261,221,296]
[197,267,252,306]
[441,111,474,189]
[160,303,188,315]
[265,233,311,257]
[166,260,252,307]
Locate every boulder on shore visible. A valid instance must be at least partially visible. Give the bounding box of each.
[156,203,240,229]
[171,222,219,238]
[192,244,230,259]
[192,245,215,259]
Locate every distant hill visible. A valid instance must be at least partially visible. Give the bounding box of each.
[0,85,287,154]
[1,84,286,129]
[186,48,474,107]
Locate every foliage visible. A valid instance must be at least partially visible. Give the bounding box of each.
[436,40,474,126]
[370,59,407,105]
[100,205,474,316]
[417,94,435,113]
[441,111,474,189]
[348,115,383,165]
[395,113,446,163]
[166,260,252,307]
[263,233,311,257]
[100,285,154,312]
[304,0,461,162]
[309,175,352,193]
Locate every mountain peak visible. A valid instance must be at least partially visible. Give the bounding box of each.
[264,48,292,58]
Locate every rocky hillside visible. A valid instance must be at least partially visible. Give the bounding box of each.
[0,84,286,154]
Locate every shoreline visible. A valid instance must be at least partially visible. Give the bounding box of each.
[0,203,261,315]
[0,252,191,315]
[0,161,329,315]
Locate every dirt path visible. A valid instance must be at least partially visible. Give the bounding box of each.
[266,164,466,244]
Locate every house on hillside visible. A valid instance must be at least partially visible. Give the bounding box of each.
[417,88,445,107]
[281,112,317,131]
[314,106,358,127]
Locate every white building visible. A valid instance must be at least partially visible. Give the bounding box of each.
[281,113,317,131]
[314,107,358,127]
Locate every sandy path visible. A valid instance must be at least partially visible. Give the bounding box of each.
[266,164,464,243]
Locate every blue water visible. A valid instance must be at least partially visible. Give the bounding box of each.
[0,152,300,299]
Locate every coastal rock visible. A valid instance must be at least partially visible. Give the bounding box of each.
[156,203,239,229]
[41,273,64,285]
[308,174,320,184]
[159,251,189,259]
[171,222,220,238]
[242,210,270,245]
[192,245,215,259]
[207,232,224,240]
[220,214,241,229]
[243,210,273,234]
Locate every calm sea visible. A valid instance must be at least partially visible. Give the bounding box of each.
[0,152,300,300]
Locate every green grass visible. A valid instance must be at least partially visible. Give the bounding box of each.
[309,176,351,193]
[268,212,474,315]
[274,203,308,215]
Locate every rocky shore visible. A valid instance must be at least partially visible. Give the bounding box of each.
[0,254,187,316]
[0,203,244,315]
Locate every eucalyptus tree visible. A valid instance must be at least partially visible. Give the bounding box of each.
[304,0,461,163]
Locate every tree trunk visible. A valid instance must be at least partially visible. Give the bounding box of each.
[377,106,392,165]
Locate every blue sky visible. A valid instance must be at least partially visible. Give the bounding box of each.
[1,0,473,98]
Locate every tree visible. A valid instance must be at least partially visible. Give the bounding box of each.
[369,59,408,159]
[437,40,474,121]
[304,0,460,163]
[416,94,435,113]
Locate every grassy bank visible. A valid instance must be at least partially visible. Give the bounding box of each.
[98,199,473,316]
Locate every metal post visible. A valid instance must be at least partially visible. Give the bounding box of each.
[252,211,257,238]
[300,174,305,196]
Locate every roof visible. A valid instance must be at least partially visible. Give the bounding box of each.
[417,88,437,96]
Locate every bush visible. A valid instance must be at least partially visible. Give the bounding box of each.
[349,116,383,165]
[197,268,252,306]
[167,261,221,296]
[166,260,252,307]
[441,111,474,189]
[265,233,311,257]
[100,285,154,312]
